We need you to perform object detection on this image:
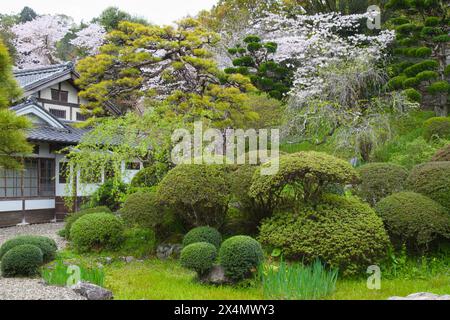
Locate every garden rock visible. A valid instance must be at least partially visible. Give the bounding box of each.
[156,244,182,260]
[201,265,230,285]
[104,257,113,264]
[71,282,113,300]
[388,292,450,300]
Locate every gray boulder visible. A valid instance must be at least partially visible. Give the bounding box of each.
[201,265,230,285]
[71,282,113,300]
[156,244,182,260]
[388,292,450,300]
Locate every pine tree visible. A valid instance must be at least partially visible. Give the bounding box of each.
[386,0,449,115]
[0,39,32,169]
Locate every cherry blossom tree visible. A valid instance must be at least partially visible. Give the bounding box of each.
[70,23,106,56]
[12,15,72,68]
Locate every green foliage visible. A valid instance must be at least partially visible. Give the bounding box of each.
[0,39,32,169]
[407,161,450,211]
[355,163,409,206]
[249,152,359,214]
[219,235,264,281]
[258,195,390,276]
[42,259,105,287]
[93,6,149,31]
[1,244,43,277]
[375,192,450,252]
[0,235,57,263]
[62,206,112,240]
[89,179,129,212]
[423,117,450,140]
[427,81,450,95]
[403,88,422,102]
[180,242,217,276]
[130,164,167,188]
[403,60,438,77]
[70,212,125,253]
[120,227,156,258]
[226,35,292,100]
[182,226,222,249]
[157,164,231,228]
[431,144,450,161]
[119,191,163,230]
[259,260,338,300]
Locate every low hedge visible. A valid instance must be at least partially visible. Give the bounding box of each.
[0,235,57,263]
[375,192,450,251]
[1,244,43,277]
[70,212,125,253]
[219,235,264,281]
[180,242,217,276]
[182,226,222,249]
[62,206,112,240]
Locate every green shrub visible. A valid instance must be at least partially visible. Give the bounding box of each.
[182,226,222,249]
[62,206,112,240]
[432,144,450,161]
[403,60,438,77]
[249,152,359,214]
[130,163,168,188]
[407,161,450,211]
[157,164,230,228]
[258,195,389,276]
[119,191,163,229]
[403,88,422,102]
[1,244,43,277]
[427,81,450,95]
[70,212,125,253]
[180,242,217,276]
[375,192,450,252]
[356,163,409,206]
[89,179,128,212]
[219,235,264,281]
[120,227,156,258]
[0,235,57,263]
[423,117,450,140]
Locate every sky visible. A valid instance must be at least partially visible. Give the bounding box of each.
[0,0,218,25]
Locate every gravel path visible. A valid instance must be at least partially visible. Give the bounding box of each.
[0,223,86,300]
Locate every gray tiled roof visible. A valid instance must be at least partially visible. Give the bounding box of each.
[27,124,88,144]
[13,62,75,92]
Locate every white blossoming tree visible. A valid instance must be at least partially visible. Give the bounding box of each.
[70,23,106,56]
[12,15,72,68]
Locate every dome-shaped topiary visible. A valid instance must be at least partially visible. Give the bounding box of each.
[258,194,389,276]
[180,242,217,275]
[0,235,57,263]
[219,235,264,281]
[431,144,450,161]
[375,192,450,252]
[62,206,112,240]
[423,117,450,141]
[119,191,163,229]
[70,212,125,253]
[157,164,231,228]
[130,164,167,188]
[249,152,359,214]
[406,161,450,211]
[356,163,409,206]
[182,226,222,249]
[1,244,43,277]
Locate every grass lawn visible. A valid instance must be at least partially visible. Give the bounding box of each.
[100,258,450,300]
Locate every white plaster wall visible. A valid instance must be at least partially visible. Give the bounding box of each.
[25,199,55,210]
[0,201,22,212]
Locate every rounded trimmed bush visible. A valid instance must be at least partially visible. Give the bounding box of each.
[157,164,231,228]
[432,144,450,161]
[423,117,450,141]
[180,242,217,275]
[182,226,222,249]
[258,195,389,276]
[249,151,359,214]
[406,161,450,211]
[219,235,264,281]
[1,244,43,277]
[0,235,57,263]
[356,163,409,206]
[62,206,112,239]
[119,191,163,229]
[375,192,450,251]
[70,212,125,253]
[130,164,168,188]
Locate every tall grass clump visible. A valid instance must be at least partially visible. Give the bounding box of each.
[259,260,338,300]
[41,260,105,287]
